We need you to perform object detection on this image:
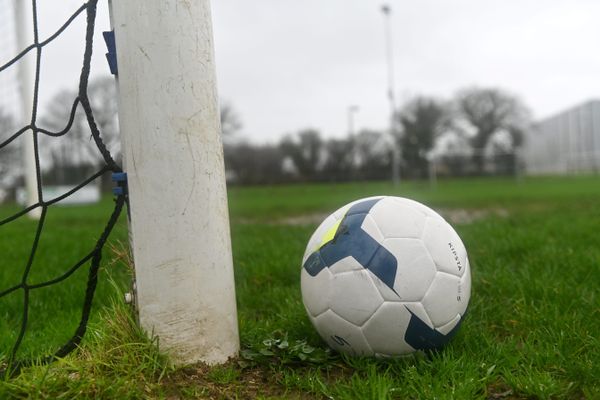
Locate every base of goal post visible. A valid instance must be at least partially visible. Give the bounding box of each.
[109,0,240,365]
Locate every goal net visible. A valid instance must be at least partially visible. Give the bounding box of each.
[2,0,239,373]
[0,0,124,374]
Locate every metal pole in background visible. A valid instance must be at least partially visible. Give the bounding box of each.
[381,4,401,186]
[14,1,41,219]
[347,105,359,136]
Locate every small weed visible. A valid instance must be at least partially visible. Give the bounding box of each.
[240,330,337,367]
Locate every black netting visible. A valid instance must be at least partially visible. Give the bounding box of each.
[0,0,125,374]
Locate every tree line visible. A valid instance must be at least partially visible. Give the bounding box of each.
[224,87,531,184]
[0,79,531,194]
[0,76,120,195]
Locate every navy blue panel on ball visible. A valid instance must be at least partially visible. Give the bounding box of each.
[304,252,327,277]
[403,308,464,351]
[302,198,399,294]
[345,198,382,216]
[320,213,380,267]
[366,245,399,292]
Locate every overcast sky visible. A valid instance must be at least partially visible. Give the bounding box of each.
[211,0,600,142]
[3,0,600,144]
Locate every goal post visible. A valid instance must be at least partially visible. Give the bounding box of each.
[14,0,41,219]
[109,0,239,365]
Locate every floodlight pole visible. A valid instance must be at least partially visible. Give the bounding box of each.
[347,105,359,136]
[428,156,437,189]
[381,4,401,186]
[14,1,41,219]
[109,0,239,365]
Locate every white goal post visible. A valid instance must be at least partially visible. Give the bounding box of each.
[14,0,41,219]
[109,0,239,365]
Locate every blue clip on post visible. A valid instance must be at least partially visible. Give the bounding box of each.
[103,31,118,75]
[112,172,127,197]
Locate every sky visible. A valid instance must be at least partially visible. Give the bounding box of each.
[3,0,600,144]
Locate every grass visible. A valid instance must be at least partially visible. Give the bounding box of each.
[1,176,599,399]
[0,198,129,360]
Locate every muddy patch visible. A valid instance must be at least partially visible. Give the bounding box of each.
[439,208,509,225]
[251,207,510,226]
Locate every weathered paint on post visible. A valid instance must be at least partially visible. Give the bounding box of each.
[110,0,239,365]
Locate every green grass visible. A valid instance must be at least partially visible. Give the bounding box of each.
[0,198,129,359]
[228,175,600,218]
[1,176,599,399]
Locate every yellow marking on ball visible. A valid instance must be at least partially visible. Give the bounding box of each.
[320,218,343,248]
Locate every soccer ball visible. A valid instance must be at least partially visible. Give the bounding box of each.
[301,196,471,356]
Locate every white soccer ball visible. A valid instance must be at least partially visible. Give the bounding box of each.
[301,196,471,357]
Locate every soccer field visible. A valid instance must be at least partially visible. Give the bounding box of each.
[1,176,599,399]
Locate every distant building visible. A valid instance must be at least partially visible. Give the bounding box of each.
[524,100,600,175]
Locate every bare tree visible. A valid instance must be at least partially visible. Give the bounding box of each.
[454,87,531,173]
[280,129,324,181]
[322,137,355,181]
[39,77,120,183]
[353,129,391,180]
[398,97,449,178]
[220,102,242,139]
[0,108,19,192]
[224,142,287,184]
[87,76,120,161]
